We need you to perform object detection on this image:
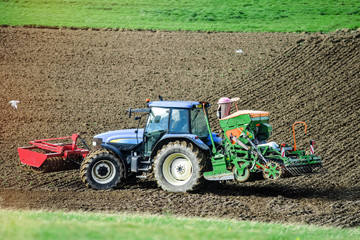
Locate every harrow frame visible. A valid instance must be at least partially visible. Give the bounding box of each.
[18,134,89,169]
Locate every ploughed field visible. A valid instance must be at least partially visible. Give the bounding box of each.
[0,27,359,228]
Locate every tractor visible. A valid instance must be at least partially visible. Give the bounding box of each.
[18,97,322,192]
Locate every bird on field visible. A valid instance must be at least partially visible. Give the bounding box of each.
[9,100,20,110]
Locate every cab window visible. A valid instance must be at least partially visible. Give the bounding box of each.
[169,109,190,133]
[190,108,209,138]
[145,107,169,133]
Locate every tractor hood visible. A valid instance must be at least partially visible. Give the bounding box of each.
[94,129,144,145]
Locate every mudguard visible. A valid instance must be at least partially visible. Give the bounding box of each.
[149,133,211,158]
[101,143,128,177]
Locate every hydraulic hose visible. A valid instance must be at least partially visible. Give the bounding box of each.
[201,103,216,154]
[241,132,268,164]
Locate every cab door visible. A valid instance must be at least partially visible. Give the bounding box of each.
[143,107,170,156]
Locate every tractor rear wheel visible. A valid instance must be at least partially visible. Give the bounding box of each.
[80,150,124,190]
[154,141,207,192]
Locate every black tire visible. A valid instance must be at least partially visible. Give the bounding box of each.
[80,150,124,190]
[154,141,207,192]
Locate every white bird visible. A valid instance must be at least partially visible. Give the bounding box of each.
[235,49,244,53]
[9,100,20,110]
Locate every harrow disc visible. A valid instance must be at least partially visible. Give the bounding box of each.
[263,161,283,180]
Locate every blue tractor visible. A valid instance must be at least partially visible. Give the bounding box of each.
[80,100,221,192]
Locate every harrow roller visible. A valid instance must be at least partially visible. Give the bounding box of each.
[18,134,89,173]
[30,157,80,173]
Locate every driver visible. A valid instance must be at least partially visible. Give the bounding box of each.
[216,97,240,119]
[216,97,232,119]
[171,109,189,133]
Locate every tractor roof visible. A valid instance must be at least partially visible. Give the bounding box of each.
[148,101,203,109]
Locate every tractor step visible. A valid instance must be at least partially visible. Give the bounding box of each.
[140,160,151,164]
[137,168,150,172]
[136,175,147,179]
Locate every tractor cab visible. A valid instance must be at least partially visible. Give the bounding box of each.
[92,100,217,160]
[143,101,213,156]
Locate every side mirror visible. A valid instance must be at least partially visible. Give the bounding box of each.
[135,116,141,121]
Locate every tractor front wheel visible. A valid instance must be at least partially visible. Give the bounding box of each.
[80,150,124,190]
[154,141,207,192]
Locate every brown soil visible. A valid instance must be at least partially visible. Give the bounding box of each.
[1,27,359,228]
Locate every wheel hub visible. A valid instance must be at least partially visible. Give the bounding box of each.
[163,153,193,186]
[97,165,109,177]
[176,165,185,175]
[92,160,115,184]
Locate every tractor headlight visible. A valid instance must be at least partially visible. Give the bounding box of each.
[92,138,102,150]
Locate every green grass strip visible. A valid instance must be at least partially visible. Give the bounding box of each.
[0,209,360,240]
[0,0,359,32]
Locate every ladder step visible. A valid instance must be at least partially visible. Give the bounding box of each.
[136,175,147,179]
[137,168,149,172]
[140,160,151,164]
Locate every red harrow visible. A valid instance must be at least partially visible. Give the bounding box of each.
[18,134,89,173]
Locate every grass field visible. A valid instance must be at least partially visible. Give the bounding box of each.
[0,0,359,32]
[1,209,360,240]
